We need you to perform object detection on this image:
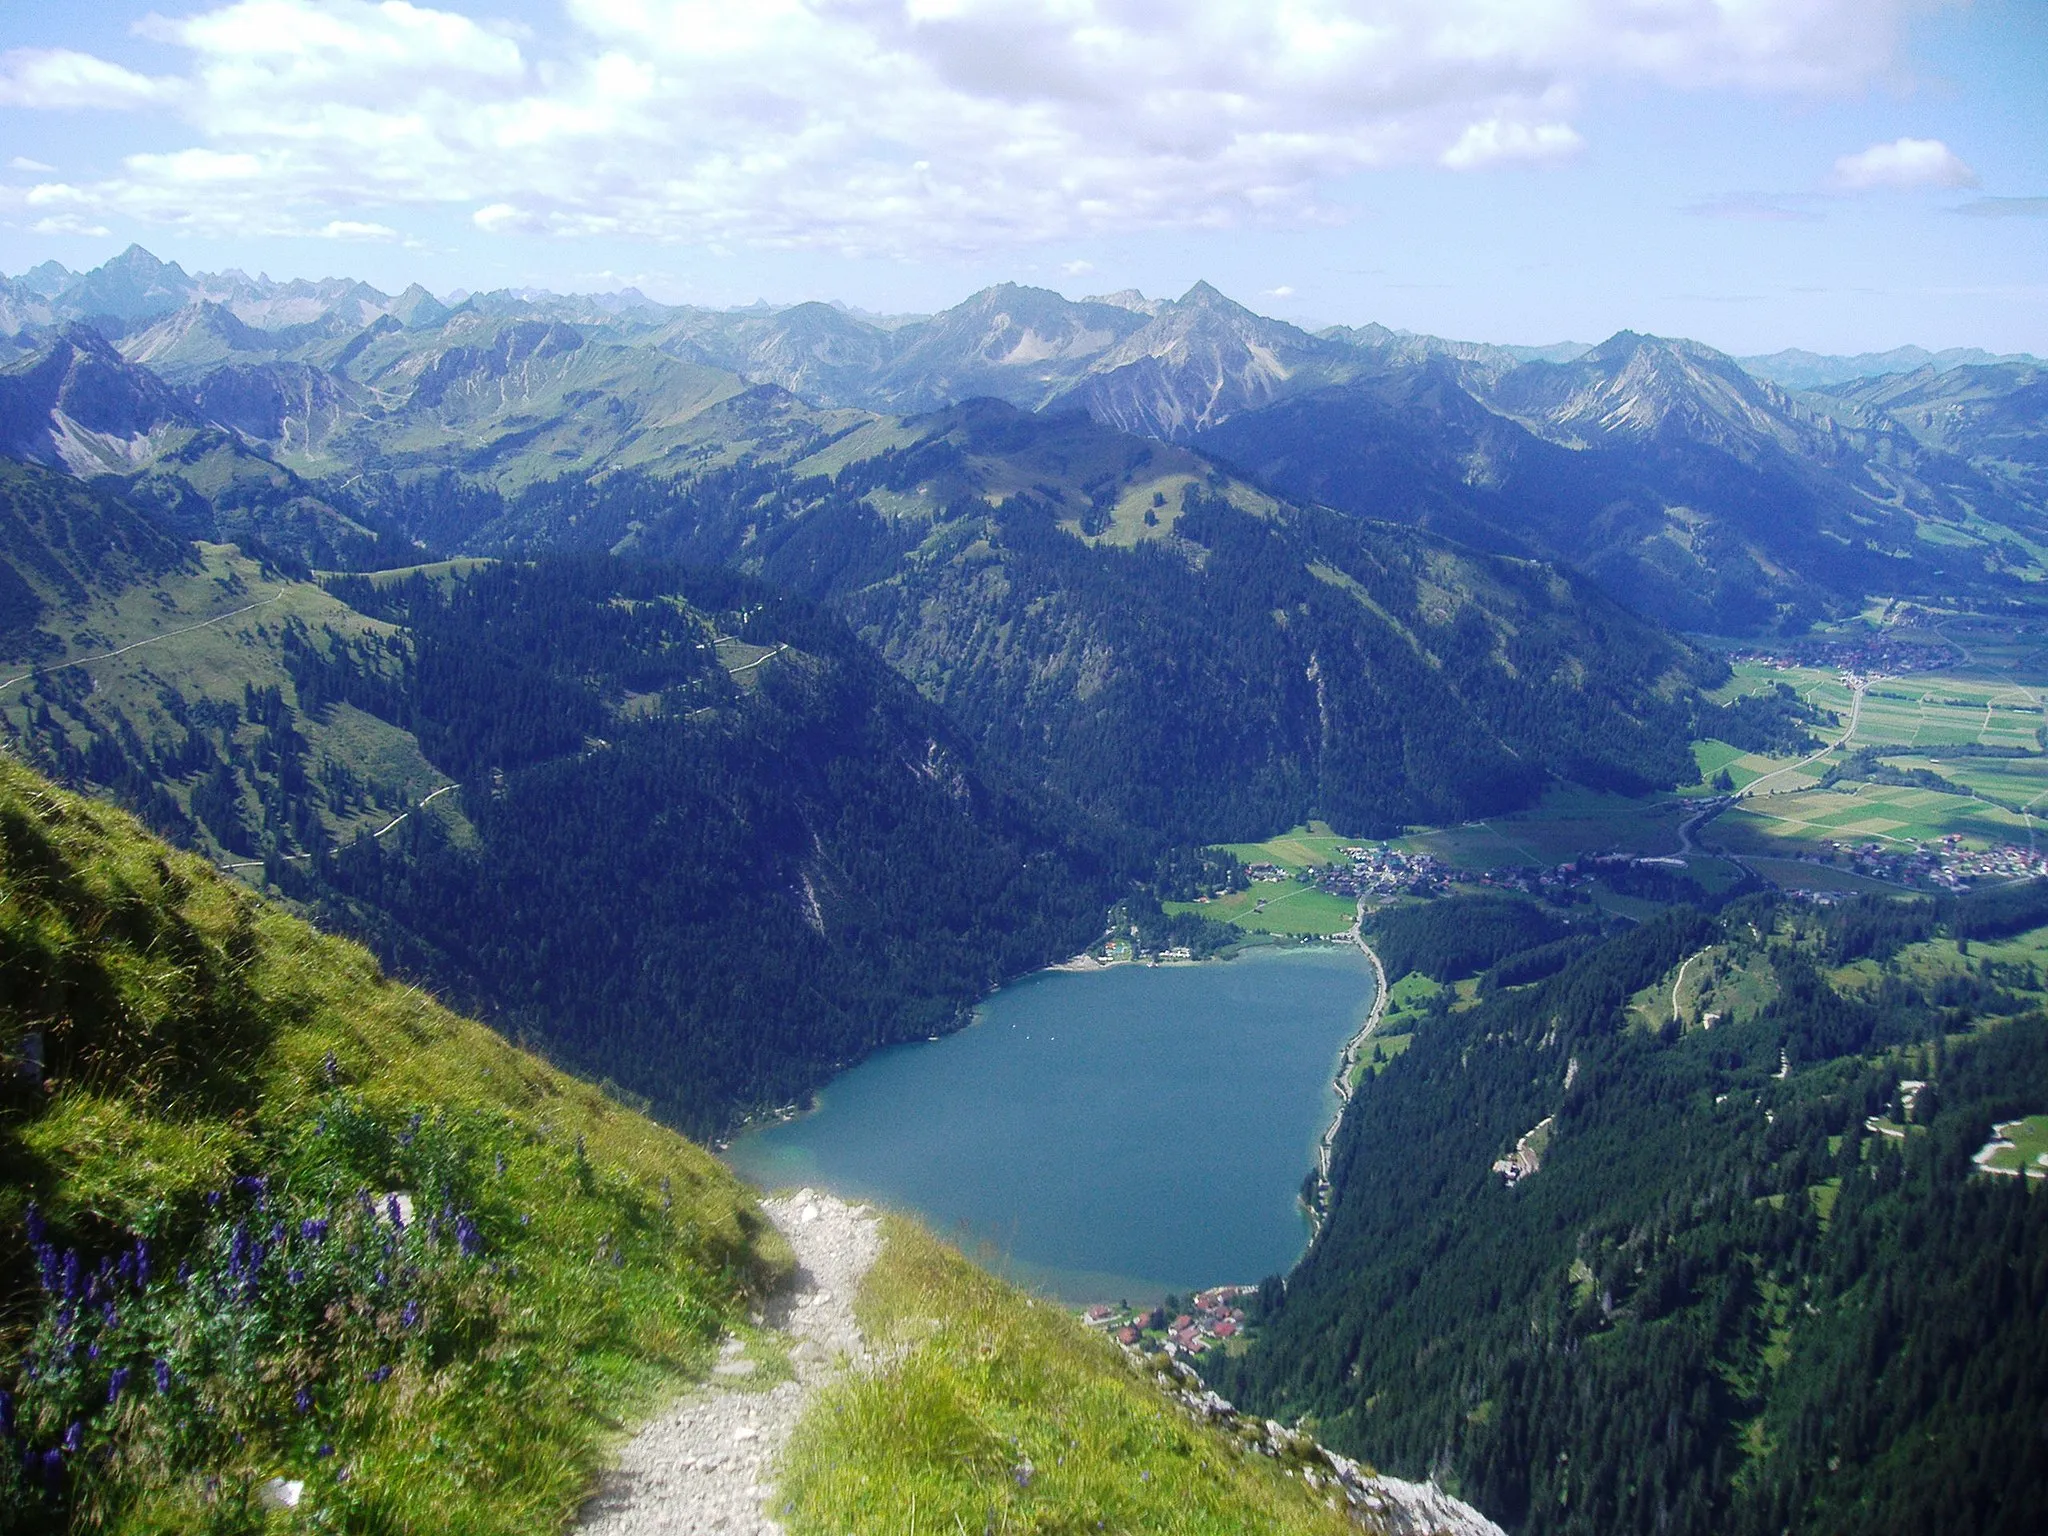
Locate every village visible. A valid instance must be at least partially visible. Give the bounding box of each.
[1078,1285,1259,1360]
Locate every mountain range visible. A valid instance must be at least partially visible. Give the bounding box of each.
[5,250,2048,1536]
[5,246,2043,636]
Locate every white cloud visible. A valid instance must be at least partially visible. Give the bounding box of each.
[318,218,401,239]
[1060,259,1095,276]
[1264,285,1296,298]
[1832,137,1979,191]
[9,157,57,173]
[3,0,1934,254]
[30,215,113,238]
[1441,119,1585,169]
[0,48,181,110]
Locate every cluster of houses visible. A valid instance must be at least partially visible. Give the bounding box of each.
[1080,1285,1256,1358]
[1731,635,1955,676]
[1806,834,2048,891]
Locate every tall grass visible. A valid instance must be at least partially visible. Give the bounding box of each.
[0,759,789,1532]
[778,1217,1356,1536]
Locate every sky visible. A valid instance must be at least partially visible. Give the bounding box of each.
[0,0,2042,354]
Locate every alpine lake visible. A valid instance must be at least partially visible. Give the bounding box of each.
[725,942,1378,1304]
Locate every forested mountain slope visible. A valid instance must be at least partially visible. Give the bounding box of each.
[1197,334,2044,633]
[1211,890,2048,1536]
[478,401,1712,842]
[0,485,1114,1134]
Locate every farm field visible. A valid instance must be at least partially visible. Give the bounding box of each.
[1395,784,1686,869]
[1172,878,1357,936]
[1217,822,1355,872]
[1736,855,1912,894]
[1714,778,2033,853]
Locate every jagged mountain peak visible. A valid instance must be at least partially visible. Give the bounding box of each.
[1484,327,1809,453]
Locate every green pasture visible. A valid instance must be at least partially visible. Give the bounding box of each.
[1851,682,2044,751]
[1175,878,1356,936]
[1716,777,2032,852]
[1396,784,1686,869]
[1738,855,1911,894]
[1926,754,2048,811]
[1351,1031,1413,1085]
[1218,822,1356,872]
[0,544,464,858]
[1979,1115,2048,1177]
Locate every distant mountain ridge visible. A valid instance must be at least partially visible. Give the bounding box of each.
[5,246,2046,634]
[1740,344,2042,391]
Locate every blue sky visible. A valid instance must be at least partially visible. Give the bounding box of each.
[0,0,2042,354]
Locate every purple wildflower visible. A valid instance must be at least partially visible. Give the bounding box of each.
[107,1367,130,1404]
[323,1051,339,1083]
[386,1195,405,1231]
[288,1268,304,1285]
[456,1215,482,1258]
[87,1344,99,1363]
[316,1443,334,1459]
[401,1300,421,1330]
[365,1365,391,1384]
[61,1251,80,1301]
[62,1423,81,1455]
[294,1389,312,1415]
[495,1153,507,1176]
[0,1389,13,1436]
[155,1359,171,1394]
[300,1218,329,1243]
[135,1239,150,1287]
[41,1447,62,1491]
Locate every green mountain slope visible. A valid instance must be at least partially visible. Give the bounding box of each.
[0,757,785,1532]
[1211,891,2048,1536]
[490,403,1713,842]
[0,497,1115,1135]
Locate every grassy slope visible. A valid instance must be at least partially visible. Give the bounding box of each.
[0,758,786,1533]
[0,540,463,863]
[782,1217,1360,1536]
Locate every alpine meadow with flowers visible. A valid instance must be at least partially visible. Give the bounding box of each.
[0,756,788,1533]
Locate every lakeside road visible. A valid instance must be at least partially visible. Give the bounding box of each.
[1305,900,1389,1234]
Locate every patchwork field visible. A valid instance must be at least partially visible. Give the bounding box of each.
[1715,779,2033,851]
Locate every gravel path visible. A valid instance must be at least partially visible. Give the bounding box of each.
[575,1190,881,1536]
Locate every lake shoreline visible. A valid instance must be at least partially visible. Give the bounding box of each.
[727,944,1375,1301]
[1303,901,1389,1238]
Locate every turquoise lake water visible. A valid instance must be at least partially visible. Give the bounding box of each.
[725,944,1376,1303]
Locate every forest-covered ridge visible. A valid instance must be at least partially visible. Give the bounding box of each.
[1212,887,2048,1536]
[0,473,1121,1135]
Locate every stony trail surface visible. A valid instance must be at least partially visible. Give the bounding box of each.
[575,1190,880,1536]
